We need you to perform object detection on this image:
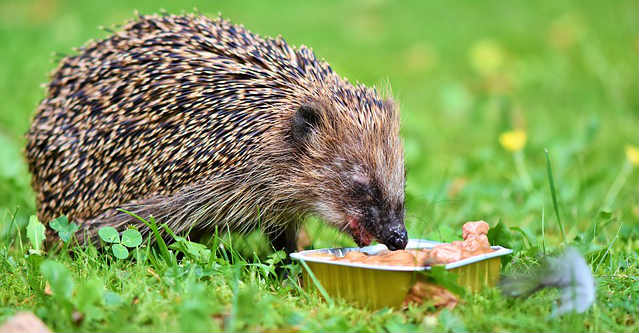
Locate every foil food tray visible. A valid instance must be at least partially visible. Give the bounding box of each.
[290,239,512,309]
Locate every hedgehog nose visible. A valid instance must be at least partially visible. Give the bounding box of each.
[384,223,408,251]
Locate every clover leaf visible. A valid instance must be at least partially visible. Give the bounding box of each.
[111,244,129,259]
[121,229,142,247]
[49,216,79,243]
[98,227,120,243]
[98,227,143,260]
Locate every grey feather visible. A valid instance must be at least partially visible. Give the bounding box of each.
[499,247,596,317]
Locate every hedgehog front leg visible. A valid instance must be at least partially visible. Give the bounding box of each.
[269,223,299,254]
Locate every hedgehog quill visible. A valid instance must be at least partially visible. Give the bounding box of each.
[26,14,408,253]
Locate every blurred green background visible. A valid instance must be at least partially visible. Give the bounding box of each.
[0,1,637,331]
[0,0,636,243]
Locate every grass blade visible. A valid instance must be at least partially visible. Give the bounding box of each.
[544,149,566,243]
[541,206,546,255]
[118,209,175,267]
[225,265,241,332]
[299,259,334,307]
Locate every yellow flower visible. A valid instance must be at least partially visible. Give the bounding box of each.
[499,130,527,152]
[625,145,639,166]
[469,39,504,76]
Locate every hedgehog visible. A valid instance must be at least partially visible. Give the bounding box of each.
[25,13,408,253]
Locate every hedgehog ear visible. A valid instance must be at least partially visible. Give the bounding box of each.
[291,104,321,145]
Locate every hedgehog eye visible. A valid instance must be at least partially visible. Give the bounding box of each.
[290,104,320,144]
[353,180,375,202]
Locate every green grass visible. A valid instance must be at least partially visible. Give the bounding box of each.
[0,0,637,331]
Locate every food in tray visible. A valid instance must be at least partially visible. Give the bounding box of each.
[308,221,493,266]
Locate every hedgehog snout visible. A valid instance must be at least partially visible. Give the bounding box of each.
[360,203,407,250]
[348,175,407,250]
[380,221,408,251]
[374,210,408,251]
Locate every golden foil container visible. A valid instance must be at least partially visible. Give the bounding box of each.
[290,239,513,309]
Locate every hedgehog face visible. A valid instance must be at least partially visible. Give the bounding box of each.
[289,97,407,250]
[346,172,407,250]
[306,163,408,250]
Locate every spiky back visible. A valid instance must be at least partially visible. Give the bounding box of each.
[26,14,397,236]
